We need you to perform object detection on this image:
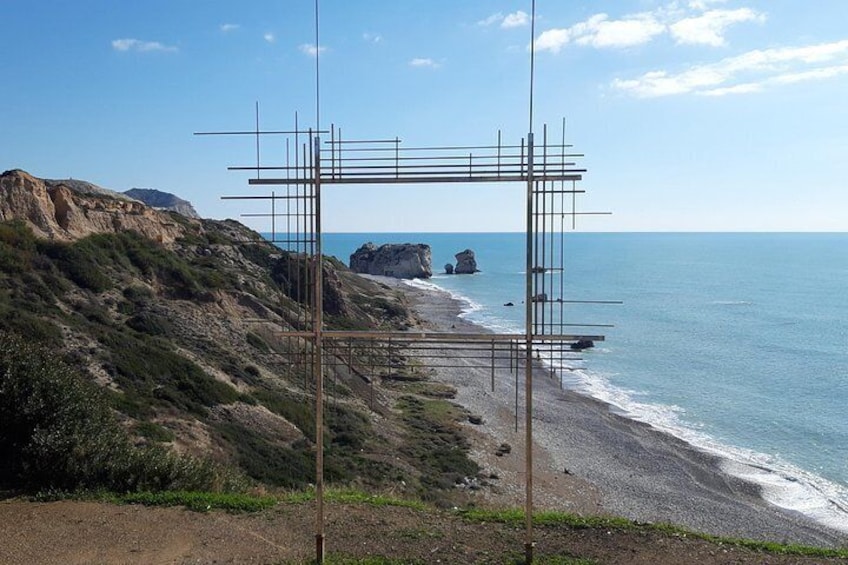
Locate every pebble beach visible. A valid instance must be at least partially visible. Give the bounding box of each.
[376,275,847,549]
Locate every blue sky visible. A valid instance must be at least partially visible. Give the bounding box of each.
[3,0,847,232]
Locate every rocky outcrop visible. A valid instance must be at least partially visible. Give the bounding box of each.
[124,188,200,219]
[349,242,432,279]
[1,169,190,243]
[453,249,479,274]
[444,263,454,275]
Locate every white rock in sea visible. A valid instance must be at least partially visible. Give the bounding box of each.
[349,242,432,279]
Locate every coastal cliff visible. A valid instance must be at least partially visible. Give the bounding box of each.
[1,169,186,242]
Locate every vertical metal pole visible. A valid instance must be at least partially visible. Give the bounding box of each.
[526,1,538,557]
[490,340,495,392]
[313,134,325,563]
[524,131,535,564]
[255,101,261,181]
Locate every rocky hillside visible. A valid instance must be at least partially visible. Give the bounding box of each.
[0,169,479,499]
[123,187,200,219]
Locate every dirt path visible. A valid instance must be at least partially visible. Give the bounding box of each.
[2,498,845,565]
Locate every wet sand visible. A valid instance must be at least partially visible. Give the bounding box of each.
[370,275,847,548]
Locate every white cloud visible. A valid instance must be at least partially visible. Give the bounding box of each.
[534,2,765,53]
[535,12,665,52]
[613,39,848,97]
[264,33,275,43]
[478,12,504,27]
[363,32,382,43]
[409,57,440,68]
[220,23,239,33]
[670,8,764,47]
[299,43,327,57]
[111,38,177,53]
[502,11,529,29]
[534,29,570,54]
[700,82,763,96]
[478,10,529,29]
[688,0,728,9]
[577,13,665,48]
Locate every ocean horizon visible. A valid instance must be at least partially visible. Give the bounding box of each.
[284,231,848,532]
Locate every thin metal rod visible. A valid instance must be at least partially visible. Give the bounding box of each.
[313,130,325,564]
[255,101,261,180]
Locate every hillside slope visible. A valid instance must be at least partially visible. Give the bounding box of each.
[0,169,477,499]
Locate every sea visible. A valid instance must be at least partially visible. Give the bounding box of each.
[318,232,848,532]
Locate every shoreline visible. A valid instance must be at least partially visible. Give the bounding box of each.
[369,275,847,548]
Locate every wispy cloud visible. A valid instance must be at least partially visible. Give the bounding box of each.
[612,39,848,97]
[220,23,240,33]
[111,38,177,53]
[502,11,529,29]
[264,33,275,43]
[363,32,382,43]
[670,8,764,47]
[478,10,529,29]
[534,2,763,53]
[477,12,504,27]
[409,57,440,69]
[299,43,327,57]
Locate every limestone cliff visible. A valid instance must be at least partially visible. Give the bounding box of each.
[1,169,188,243]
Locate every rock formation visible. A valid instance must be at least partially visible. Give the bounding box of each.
[453,249,479,274]
[1,169,188,243]
[349,242,432,279]
[444,263,454,274]
[124,188,200,219]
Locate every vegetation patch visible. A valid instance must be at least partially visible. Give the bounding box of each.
[100,330,239,417]
[114,490,277,513]
[396,395,479,496]
[0,332,244,493]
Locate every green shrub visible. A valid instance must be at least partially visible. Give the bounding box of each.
[0,331,242,493]
[246,331,271,353]
[101,331,239,416]
[41,240,112,293]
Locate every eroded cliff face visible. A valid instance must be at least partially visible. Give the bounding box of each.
[0,169,190,243]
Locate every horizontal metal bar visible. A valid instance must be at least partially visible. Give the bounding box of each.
[250,174,583,185]
[194,129,328,136]
[324,138,401,144]
[272,330,605,342]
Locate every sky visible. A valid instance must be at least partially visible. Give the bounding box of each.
[2,0,847,232]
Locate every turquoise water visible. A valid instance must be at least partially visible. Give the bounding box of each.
[320,232,848,530]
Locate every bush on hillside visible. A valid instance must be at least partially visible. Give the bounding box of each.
[0,331,244,493]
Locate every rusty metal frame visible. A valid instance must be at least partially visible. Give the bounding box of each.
[198,117,613,563]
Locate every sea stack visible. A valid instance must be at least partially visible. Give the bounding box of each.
[453,249,479,274]
[349,242,432,279]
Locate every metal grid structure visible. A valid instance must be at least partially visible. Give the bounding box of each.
[199,116,612,563]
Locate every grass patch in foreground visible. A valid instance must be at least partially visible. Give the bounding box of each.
[112,490,277,512]
[281,487,426,511]
[458,508,848,559]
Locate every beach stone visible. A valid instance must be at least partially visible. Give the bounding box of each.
[495,443,512,457]
[349,242,432,279]
[454,249,479,274]
[468,414,484,425]
[570,339,595,351]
